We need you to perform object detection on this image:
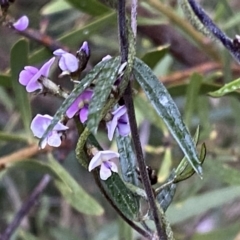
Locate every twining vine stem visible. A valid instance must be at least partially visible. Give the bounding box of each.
[117,0,167,239]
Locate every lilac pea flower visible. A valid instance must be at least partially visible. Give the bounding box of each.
[19,57,55,92]
[13,15,29,31]
[53,49,78,73]
[88,150,119,180]
[30,114,68,149]
[106,105,130,141]
[66,89,93,123]
[102,55,112,61]
[79,41,90,57]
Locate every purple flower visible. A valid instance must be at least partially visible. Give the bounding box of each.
[19,57,55,92]
[88,150,119,180]
[53,49,78,73]
[79,41,90,57]
[102,55,112,61]
[13,15,29,31]
[30,114,68,149]
[106,105,130,141]
[66,89,93,123]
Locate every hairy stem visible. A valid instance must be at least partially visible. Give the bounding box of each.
[117,0,167,238]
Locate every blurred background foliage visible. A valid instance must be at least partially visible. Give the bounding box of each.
[1,0,240,239]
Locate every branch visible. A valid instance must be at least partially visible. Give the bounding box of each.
[0,175,51,240]
[117,0,167,238]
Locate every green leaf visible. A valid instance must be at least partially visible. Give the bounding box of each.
[167,186,240,224]
[10,39,32,134]
[141,44,169,69]
[156,174,177,212]
[86,134,139,220]
[9,158,104,216]
[65,0,110,16]
[102,173,139,220]
[192,223,240,240]
[41,0,72,15]
[118,217,133,240]
[158,147,172,182]
[0,74,11,88]
[134,95,168,135]
[116,134,139,186]
[167,82,240,98]
[133,57,202,176]
[0,87,14,111]
[184,73,202,126]
[87,57,121,134]
[206,159,240,185]
[39,59,109,147]
[50,227,81,240]
[209,77,240,97]
[29,12,116,65]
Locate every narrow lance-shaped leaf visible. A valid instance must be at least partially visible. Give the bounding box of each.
[9,158,104,216]
[116,134,139,186]
[209,77,240,97]
[156,126,201,211]
[156,172,177,212]
[102,173,139,220]
[10,39,32,135]
[39,58,115,147]
[0,74,11,88]
[65,0,110,16]
[87,57,121,134]
[29,12,116,65]
[133,57,202,176]
[184,73,202,126]
[87,134,140,220]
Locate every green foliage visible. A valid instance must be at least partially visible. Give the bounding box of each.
[0,74,11,88]
[116,134,139,186]
[39,58,114,146]
[133,57,202,176]
[9,157,104,216]
[10,39,32,135]
[1,0,240,239]
[87,57,121,134]
[209,77,240,97]
[167,186,240,224]
[29,12,116,65]
[102,173,139,220]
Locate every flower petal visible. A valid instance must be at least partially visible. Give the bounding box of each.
[26,57,55,92]
[19,66,38,86]
[66,95,84,118]
[106,117,118,141]
[79,41,90,57]
[117,122,130,137]
[59,53,78,72]
[54,122,69,131]
[102,55,112,61]
[38,57,55,77]
[109,161,118,173]
[79,106,89,123]
[100,163,112,180]
[88,151,103,171]
[99,150,120,161]
[30,114,52,138]
[53,49,67,56]
[26,80,43,92]
[112,105,127,118]
[48,132,62,147]
[13,15,29,31]
[66,90,93,119]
